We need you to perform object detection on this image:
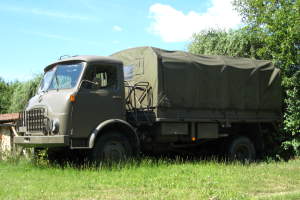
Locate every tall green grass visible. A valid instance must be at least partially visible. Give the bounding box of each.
[0,158,299,200]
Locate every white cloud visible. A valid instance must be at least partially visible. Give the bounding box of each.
[148,0,241,42]
[113,25,123,32]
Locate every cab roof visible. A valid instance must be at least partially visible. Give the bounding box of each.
[44,55,122,72]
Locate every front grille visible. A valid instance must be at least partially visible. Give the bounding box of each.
[18,108,49,134]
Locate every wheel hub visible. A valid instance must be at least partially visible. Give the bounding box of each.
[103,141,126,161]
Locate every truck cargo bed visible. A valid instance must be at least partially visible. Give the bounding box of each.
[112,47,282,123]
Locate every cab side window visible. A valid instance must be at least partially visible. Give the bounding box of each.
[94,71,108,88]
[82,64,117,90]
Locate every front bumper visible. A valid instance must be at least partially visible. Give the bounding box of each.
[14,135,69,147]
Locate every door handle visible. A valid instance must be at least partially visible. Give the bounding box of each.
[112,96,122,99]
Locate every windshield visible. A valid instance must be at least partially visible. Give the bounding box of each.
[38,62,84,92]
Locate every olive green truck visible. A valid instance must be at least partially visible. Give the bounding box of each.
[14,47,282,161]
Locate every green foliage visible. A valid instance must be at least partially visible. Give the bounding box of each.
[233,0,300,73]
[0,75,42,114]
[189,0,300,157]
[0,78,12,114]
[0,78,20,114]
[188,28,267,59]
[8,75,42,113]
[284,72,300,135]
[234,0,300,157]
[282,71,300,156]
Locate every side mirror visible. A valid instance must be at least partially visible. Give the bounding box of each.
[78,79,99,90]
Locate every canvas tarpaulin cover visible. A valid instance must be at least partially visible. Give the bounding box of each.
[111,47,282,121]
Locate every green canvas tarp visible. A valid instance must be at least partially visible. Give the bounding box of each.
[111,46,282,122]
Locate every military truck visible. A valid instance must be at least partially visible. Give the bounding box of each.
[14,47,282,161]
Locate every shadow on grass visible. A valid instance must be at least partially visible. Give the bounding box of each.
[29,149,275,171]
[2,146,283,170]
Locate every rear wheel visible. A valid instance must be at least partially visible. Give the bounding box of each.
[228,136,256,162]
[92,132,133,164]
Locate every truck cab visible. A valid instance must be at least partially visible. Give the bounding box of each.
[15,56,139,161]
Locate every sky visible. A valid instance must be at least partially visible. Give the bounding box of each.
[0,0,241,81]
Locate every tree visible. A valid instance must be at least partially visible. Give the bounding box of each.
[188,28,267,59]
[8,75,42,113]
[0,77,12,114]
[0,76,42,114]
[234,0,300,157]
[233,0,299,73]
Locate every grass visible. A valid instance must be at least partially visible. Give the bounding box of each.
[0,158,299,200]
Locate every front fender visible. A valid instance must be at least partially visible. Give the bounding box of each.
[88,119,139,150]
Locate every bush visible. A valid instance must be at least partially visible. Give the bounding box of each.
[8,75,42,113]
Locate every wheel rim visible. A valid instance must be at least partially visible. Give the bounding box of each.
[234,144,251,160]
[102,140,127,161]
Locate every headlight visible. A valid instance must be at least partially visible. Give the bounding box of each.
[51,119,60,133]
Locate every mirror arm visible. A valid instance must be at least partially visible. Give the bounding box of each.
[77,79,98,91]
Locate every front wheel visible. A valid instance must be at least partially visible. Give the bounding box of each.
[91,132,133,164]
[228,136,256,162]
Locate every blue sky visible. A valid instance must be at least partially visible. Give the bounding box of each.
[0,0,241,81]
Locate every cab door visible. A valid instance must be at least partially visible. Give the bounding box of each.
[71,63,125,139]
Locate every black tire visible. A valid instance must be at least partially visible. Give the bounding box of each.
[46,147,69,164]
[92,132,133,164]
[228,136,256,162]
